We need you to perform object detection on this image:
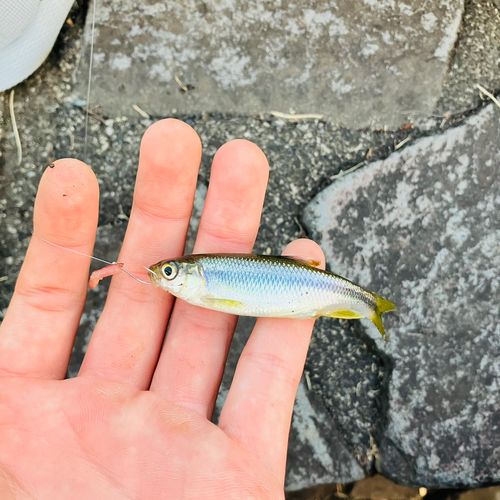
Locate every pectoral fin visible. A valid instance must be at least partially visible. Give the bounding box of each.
[326,310,364,319]
[206,298,245,309]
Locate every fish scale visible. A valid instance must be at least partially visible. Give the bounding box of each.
[204,257,324,301]
[148,253,396,337]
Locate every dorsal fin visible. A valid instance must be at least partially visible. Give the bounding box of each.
[284,256,322,268]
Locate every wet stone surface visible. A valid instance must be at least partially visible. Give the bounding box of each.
[303,104,500,487]
[286,381,365,489]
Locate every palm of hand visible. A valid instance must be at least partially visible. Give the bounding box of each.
[1,377,274,499]
[0,120,323,499]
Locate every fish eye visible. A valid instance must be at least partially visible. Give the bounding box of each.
[162,262,178,280]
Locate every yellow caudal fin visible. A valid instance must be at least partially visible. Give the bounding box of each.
[370,295,396,340]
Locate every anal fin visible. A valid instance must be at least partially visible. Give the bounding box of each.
[326,310,364,319]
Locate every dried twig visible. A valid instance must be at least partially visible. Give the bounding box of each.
[117,204,129,221]
[132,104,150,119]
[293,216,307,238]
[304,370,312,391]
[476,83,500,109]
[9,90,22,166]
[174,75,188,92]
[330,161,365,181]
[80,106,106,124]
[395,136,411,150]
[269,111,323,121]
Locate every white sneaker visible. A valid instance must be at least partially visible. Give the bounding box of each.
[0,0,75,91]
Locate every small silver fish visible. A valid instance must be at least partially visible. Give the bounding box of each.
[148,254,396,338]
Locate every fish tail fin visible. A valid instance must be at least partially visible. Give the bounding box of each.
[370,295,396,340]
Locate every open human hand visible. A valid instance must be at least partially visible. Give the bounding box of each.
[0,119,324,499]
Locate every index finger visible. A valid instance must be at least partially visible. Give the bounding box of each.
[0,159,99,379]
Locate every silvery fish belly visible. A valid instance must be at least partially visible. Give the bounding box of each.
[148,254,396,337]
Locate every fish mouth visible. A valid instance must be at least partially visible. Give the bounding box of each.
[147,266,160,287]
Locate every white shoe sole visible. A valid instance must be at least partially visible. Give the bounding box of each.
[0,0,75,92]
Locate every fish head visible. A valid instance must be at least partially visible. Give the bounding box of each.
[148,259,204,298]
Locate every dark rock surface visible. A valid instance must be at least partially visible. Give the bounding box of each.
[76,0,464,129]
[304,317,391,475]
[303,104,500,487]
[437,0,500,117]
[212,317,365,490]
[287,382,365,489]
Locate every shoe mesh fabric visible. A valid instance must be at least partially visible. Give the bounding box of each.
[0,0,74,91]
[0,0,42,49]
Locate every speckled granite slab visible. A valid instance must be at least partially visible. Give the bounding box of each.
[303,104,500,486]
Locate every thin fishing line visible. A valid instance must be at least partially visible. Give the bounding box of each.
[34,234,152,285]
[36,235,114,265]
[83,0,97,160]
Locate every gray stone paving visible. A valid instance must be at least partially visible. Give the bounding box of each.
[77,0,465,129]
[2,0,500,492]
